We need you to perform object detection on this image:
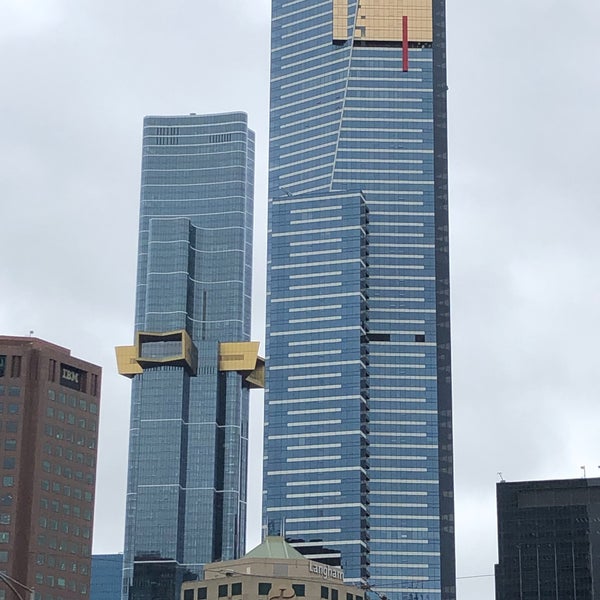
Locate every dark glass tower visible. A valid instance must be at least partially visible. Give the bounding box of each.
[118,113,262,600]
[496,478,600,600]
[264,2,454,599]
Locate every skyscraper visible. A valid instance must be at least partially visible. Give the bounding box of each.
[264,2,454,599]
[117,113,263,600]
[495,478,600,600]
[0,336,101,600]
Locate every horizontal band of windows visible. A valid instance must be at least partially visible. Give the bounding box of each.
[288,420,342,428]
[141,180,248,188]
[273,0,328,21]
[274,359,361,370]
[268,395,357,405]
[265,499,365,508]
[369,505,429,511]
[147,273,243,285]
[280,100,340,123]
[279,74,342,100]
[368,386,426,392]
[371,516,439,523]
[270,121,339,142]
[370,411,435,417]
[273,57,347,83]
[370,467,428,473]
[278,171,333,186]
[368,310,433,315]
[370,446,438,452]
[270,150,337,172]
[286,527,342,534]
[289,274,342,281]
[291,204,342,214]
[287,455,341,463]
[371,551,440,557]
[371,398,427,404]
[280,21,329,42]
[288,350,342,358]
[288,337,342,346]
[280,141,336,161]
[271,191,359,205]
[286,515,341,522]
[271,226,361,238]
[273,30,331,55]
[279,110,341,134]
[271,327,361,337]
[287,385,342,392]
[333,179,434,186]
[268,430,364,441]
[369,322,426,328]
[370,375,436,381]
[288,407,341,415]
[368,285,424,291]
[288,384,341,392]
[370,432,428,438]
[289,249,342,257]
[288,300,342,313]
[279,4,329,28]
[289,282,342,291]
[370,352,426,357]
[278,130,337,149]
[292,540,367,549]
[372,563,429,570]
[286,444,342,451]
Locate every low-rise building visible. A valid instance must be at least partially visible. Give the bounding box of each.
[182,538,366,600]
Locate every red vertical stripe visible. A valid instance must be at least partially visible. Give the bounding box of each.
[402,16,409,72]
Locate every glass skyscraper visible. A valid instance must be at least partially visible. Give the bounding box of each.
[117,113,263,600]
[264,2,454,599]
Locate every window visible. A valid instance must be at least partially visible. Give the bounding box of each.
[2,477,14,487]
[5,421,17,433]
[0,532,9,543]
[415,334,426,342]
[0,356,5,377]
[231,583,242,596]
[0,514,10,525]
[346,594,353,600]
[218,585,228,598]
[3,458,15,470]
[293,585,305,597]
[184,591,194,600]
[332,590,338,600]
[258,583,271,596]
[8,402,19,412]
[4,440,16,451]
[197,588,207,600]
[321,587,329,599]
[8,388,20,397]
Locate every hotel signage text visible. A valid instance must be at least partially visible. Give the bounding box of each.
[308,562,344,581]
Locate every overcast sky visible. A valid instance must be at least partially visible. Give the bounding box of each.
[2,1,600,598]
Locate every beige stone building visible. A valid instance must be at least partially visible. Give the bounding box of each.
[181,538,367,600]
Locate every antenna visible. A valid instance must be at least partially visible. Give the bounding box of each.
[581,466,587,478]
[497,472,505,482]
[29,330,34,337]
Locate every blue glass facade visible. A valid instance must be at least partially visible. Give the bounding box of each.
[92,554,123,600]
[264,2,454,600]
[122,113,255,600]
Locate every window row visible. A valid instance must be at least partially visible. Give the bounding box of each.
[0,387,21,398]
[40,481,94,507]
[43,425,96,450]
[47,390,98,414]
[36,534,91,557]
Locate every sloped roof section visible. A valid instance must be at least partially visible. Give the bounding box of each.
[244,537,305,560]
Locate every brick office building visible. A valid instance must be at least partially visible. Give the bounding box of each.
[0,336,101,600]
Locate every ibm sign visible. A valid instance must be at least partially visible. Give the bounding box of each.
[60,363,85,391]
